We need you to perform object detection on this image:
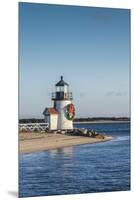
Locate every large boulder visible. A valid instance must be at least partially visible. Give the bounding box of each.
[82,129,88,135]
[86,130,92,137]
[95,134,105,139]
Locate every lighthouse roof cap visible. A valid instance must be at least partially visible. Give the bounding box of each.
[55,76,69,86]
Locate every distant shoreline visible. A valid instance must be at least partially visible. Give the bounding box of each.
[19,118,130,124]
[73,120,130,124]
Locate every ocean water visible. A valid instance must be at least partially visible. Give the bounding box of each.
[19,123,130,197]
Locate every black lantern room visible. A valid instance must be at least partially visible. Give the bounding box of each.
[52,76,73,100]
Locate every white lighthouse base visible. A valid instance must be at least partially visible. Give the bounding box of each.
[55,100,73,130]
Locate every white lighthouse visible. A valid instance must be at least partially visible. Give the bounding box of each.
[43,76,75,130]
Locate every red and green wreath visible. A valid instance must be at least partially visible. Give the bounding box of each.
[66,103,75,120]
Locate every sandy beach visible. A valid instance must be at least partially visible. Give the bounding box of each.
[19,132,112,154]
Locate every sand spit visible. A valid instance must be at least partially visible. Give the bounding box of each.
[19,132,112,154]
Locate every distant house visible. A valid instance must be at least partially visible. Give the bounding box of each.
[43,108,58,130]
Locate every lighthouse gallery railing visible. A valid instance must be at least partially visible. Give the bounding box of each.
[52,92,73,100]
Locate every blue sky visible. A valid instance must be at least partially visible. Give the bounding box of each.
[19,3,130,118]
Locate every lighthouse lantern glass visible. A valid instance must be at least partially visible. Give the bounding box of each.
[56,85,69,93]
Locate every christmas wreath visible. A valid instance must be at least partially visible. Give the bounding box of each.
[66,103,75,120]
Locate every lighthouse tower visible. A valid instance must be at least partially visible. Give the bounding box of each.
[52,76,75,130]
[43,76,75,130]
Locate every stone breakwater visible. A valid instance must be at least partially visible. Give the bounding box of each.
[45,128,105,139]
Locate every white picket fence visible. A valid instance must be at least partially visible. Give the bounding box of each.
[19,123,49,132]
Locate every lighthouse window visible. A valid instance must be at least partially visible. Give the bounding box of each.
[64,85,68,93]
[60,86,63,92]
[56,86,63,92]
[56,86,60,92]
[56,86,64,92]
[56,85,69,93]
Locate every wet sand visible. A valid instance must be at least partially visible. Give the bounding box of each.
[19,132,112,154]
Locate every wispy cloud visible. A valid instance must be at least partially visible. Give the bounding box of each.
[79,92,86,98]
[105,91,127,97]
[105,91,114,96]
[116,91,127,96]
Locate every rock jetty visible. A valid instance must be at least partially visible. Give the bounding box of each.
[45,128,105,139]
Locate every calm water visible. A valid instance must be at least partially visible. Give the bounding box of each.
[19,123,130,197]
